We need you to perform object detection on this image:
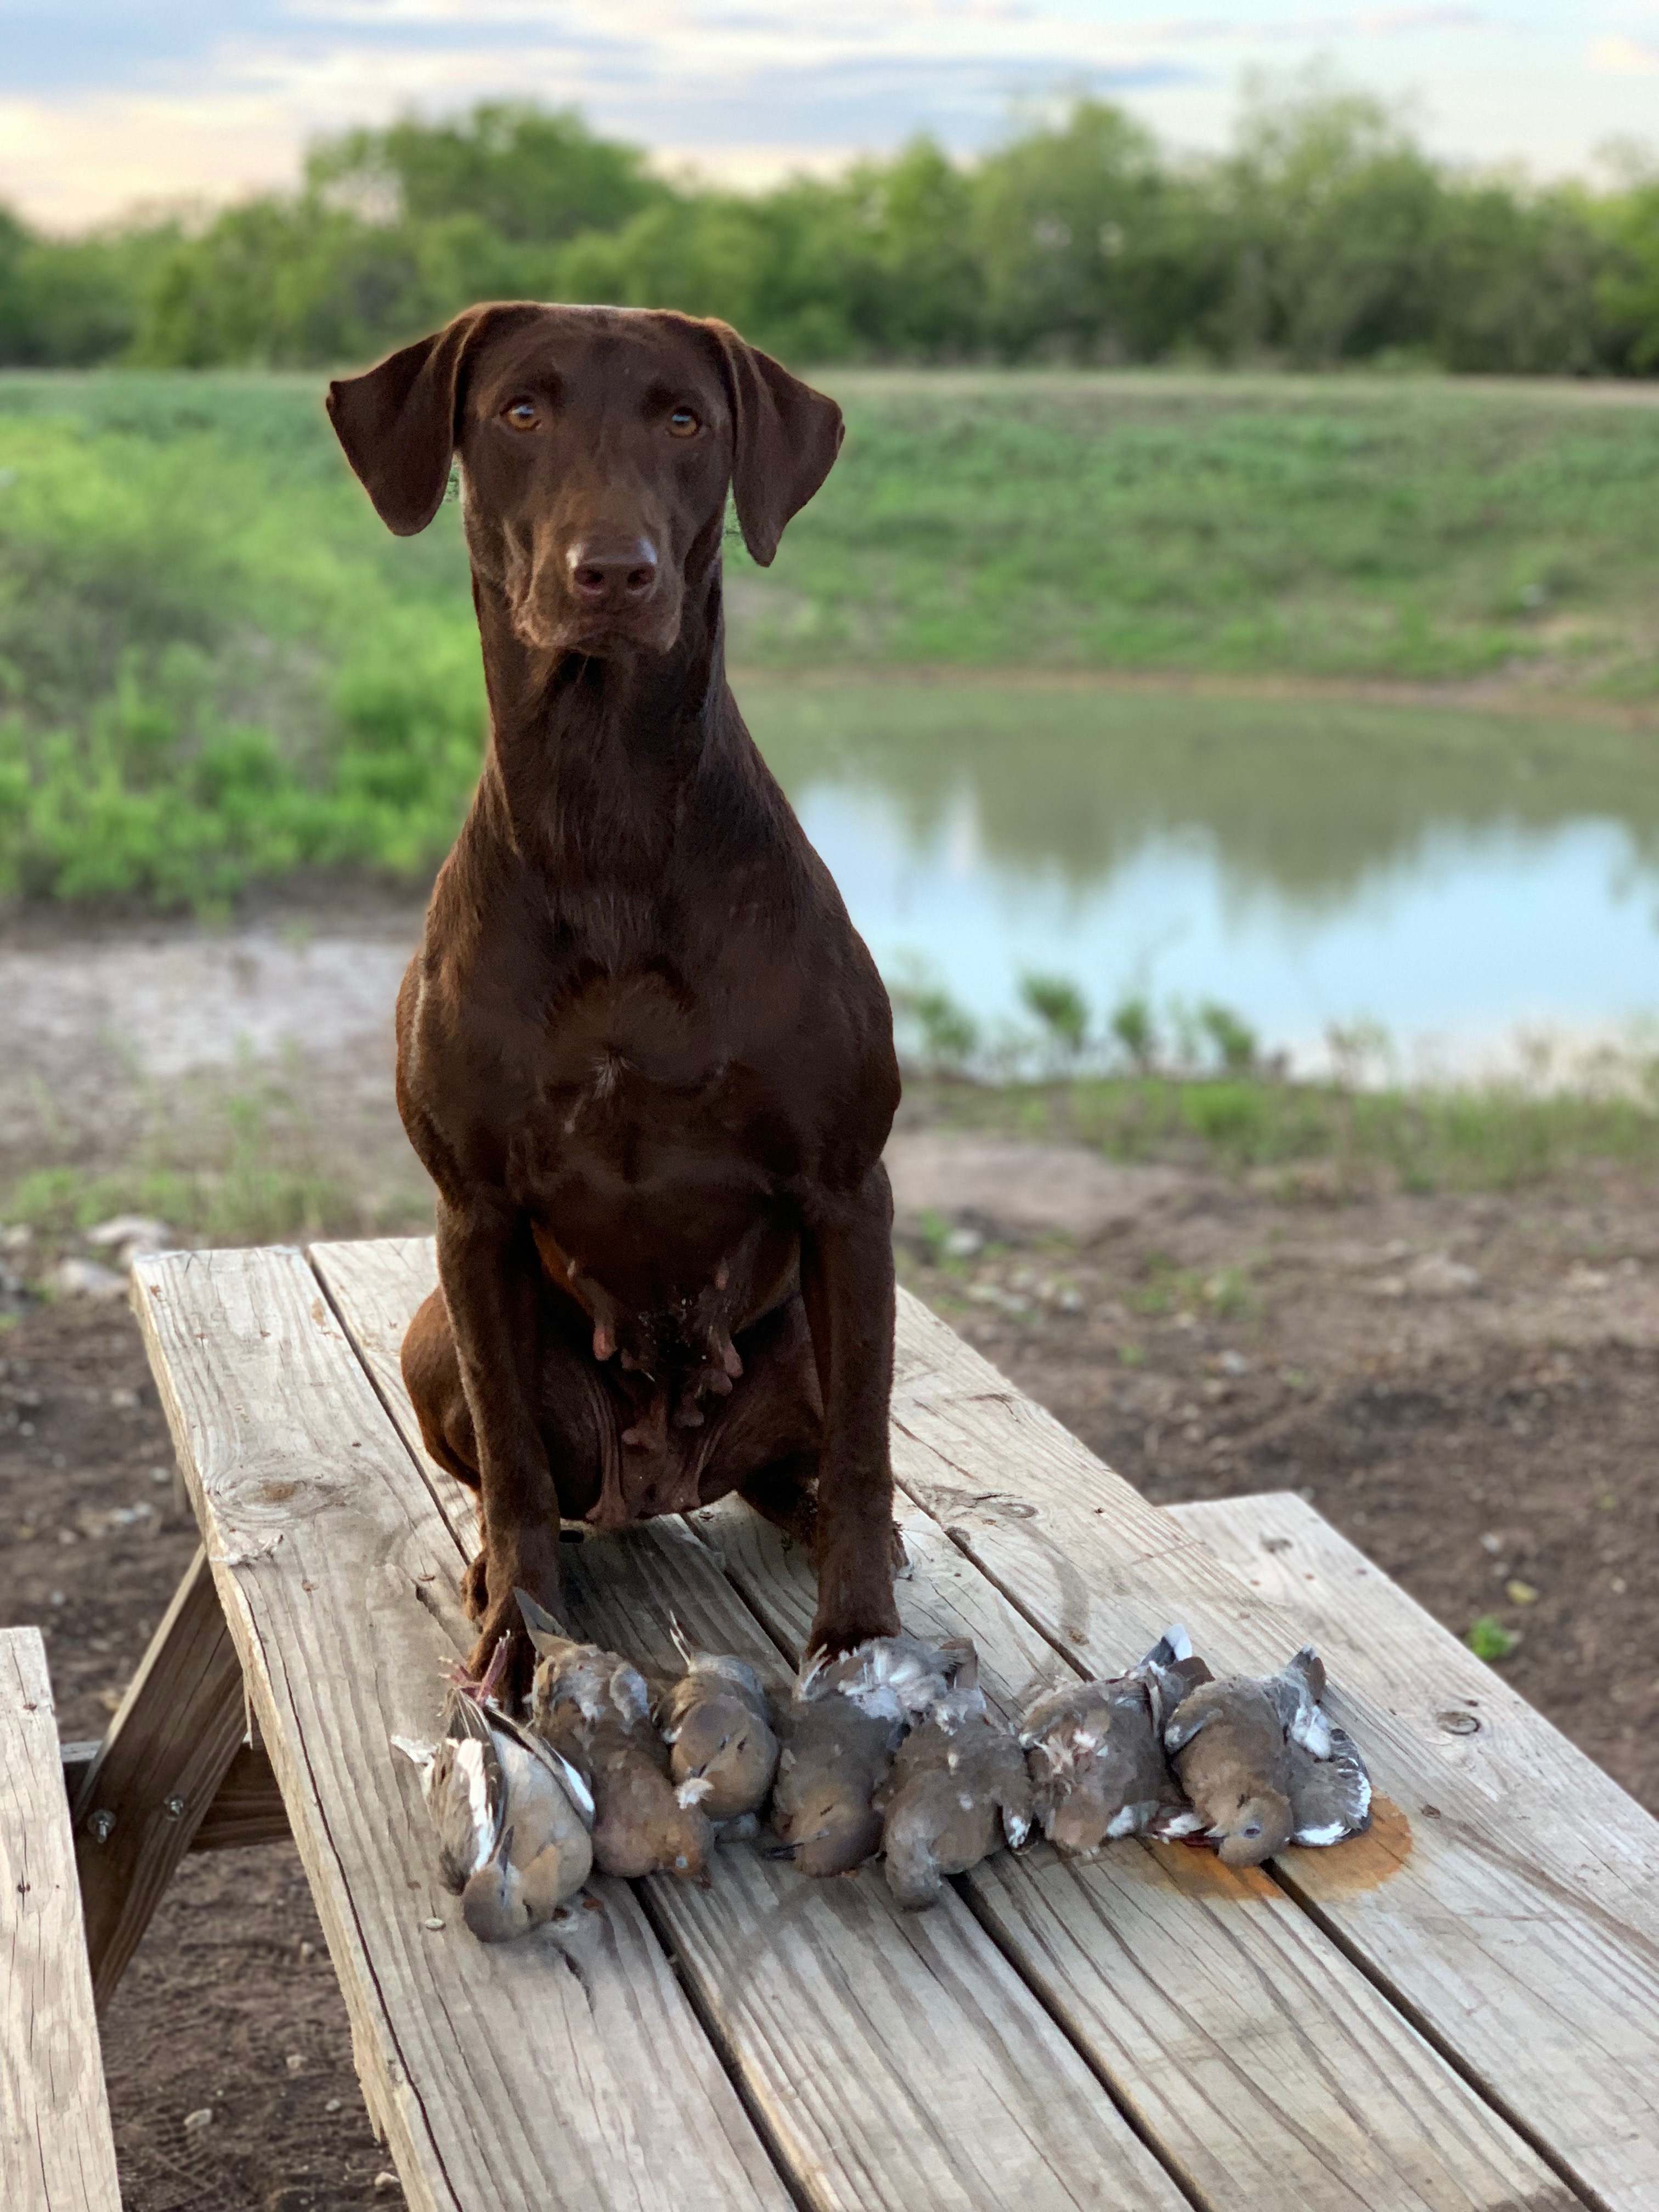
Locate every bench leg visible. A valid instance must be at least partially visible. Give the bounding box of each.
[71,1546,250,2010]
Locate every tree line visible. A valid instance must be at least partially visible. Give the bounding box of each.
[3,83,1657,375]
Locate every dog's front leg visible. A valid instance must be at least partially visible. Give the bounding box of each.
[799,1162,902,1658]
[436,1194,565,1685]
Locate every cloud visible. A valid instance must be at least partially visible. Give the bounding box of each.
[0,0,1636,228]
[1588,32,1659,75]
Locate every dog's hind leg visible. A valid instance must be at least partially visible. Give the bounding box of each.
[737,1451,820,1549]
[402,1289,481,1491]
[401,1290,492,1615]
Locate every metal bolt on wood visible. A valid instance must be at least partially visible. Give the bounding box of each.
[163,1794,186,1819]
[87,1809,116,1843]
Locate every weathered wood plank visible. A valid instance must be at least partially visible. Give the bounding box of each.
[61,1738,291,1854]
[1164,1487,1659,1893]
[313,1233,1201,2212]
[890,1289,1659,2212]
[1,1628,123,2212]
[690,1493,1577,2212]
[71,1545,250,2008]
[132,1245,791,2212]
[189,1740,292,1852]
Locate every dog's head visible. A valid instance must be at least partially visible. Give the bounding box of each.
[326,303,843,659]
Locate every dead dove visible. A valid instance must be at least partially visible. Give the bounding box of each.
[653,1625,780,1824]
[800,1632,967,1727]
[1287,1718,1373,1846]
[874,1646,1033,1909]
[1164,1644,1368,1865]
[769,1634,964,1876]
[519,1591,712,1882]
[392,1643,595,1942]
[1019,1627,1211,1858]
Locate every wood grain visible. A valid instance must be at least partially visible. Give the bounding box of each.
[132,1245,791,2212]
[71,1545,249,2007]
[314,1234,1199,2212]
[691,1492,1577,2212]
[189,1741,291,1852]
[889,1289,1659,2212]
[1,1628,123,2212]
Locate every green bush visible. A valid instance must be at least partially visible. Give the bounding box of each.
[3,87,1657,373]
[0,398,483,905]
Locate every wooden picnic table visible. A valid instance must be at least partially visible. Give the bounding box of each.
[56,1234,1659,2212]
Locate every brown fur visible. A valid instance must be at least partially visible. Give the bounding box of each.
[326,304,901,1687]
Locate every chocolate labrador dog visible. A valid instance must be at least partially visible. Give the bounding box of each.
[326,303,901,1685]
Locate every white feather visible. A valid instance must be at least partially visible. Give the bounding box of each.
[1002,1807,1032,1849]
[611,1663,652,1726]
[1293,1819,1348,1847]
[676,1775,714,1808]
[453,1738,495,1876]
[1291,1703,1334,1759]
[1156,1809,1206,1838]
[391,1735,435,1782]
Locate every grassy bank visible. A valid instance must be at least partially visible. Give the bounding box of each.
[903,1066,1659,1195]
[5,1059,1658,1292]
[3,368,1659,909]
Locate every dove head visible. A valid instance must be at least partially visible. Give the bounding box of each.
[461,1854,534,1943]
[659,1800,713,1882]
[1213,1789,1294,1866]
[774,1781,884,1877]
[1047,1784,1116,1860]
[671,1694,780,1822]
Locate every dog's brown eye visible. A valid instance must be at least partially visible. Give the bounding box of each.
[667,406,699,438]
[503,400,539,432]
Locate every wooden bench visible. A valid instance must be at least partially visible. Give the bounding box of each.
[69,1235,1659,2211]
[1,1628,122,2212]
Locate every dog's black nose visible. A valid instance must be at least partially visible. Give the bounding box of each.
[568,537,659,611]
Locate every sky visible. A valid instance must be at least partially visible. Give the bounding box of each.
[3,1,1657,232]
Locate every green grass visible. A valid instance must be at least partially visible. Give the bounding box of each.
[3,367,1659,909]
[742,371,1659,691]
[1464,1615,1521,1662]
[904,1065,1659,1192]
[0,1064,429,1254]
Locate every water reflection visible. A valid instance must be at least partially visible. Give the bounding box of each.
[742,677,1659,1062]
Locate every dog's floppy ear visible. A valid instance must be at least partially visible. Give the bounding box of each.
[326,302,541,536]
[704,321,844,567]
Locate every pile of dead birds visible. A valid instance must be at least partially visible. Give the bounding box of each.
[393,1598,1373,1944]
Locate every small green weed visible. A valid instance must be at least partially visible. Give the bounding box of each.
[1019,973,1089,1060]
[1464,1615,1520,1662]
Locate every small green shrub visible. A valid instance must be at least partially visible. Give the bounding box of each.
[1464,1615,1520,1662]
[1019,972,1089,1058]
[890,973,980,1073]
[1199,1001,1260,1074]
[1110,995,1159,1073]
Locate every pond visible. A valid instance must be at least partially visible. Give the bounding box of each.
[741,675,1659,1079]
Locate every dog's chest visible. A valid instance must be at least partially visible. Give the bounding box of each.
[505,964,791,1231]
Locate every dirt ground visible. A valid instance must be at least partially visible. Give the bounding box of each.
[2,913,1656,2210]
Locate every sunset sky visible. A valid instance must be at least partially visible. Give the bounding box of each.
[4,1,1657,230]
